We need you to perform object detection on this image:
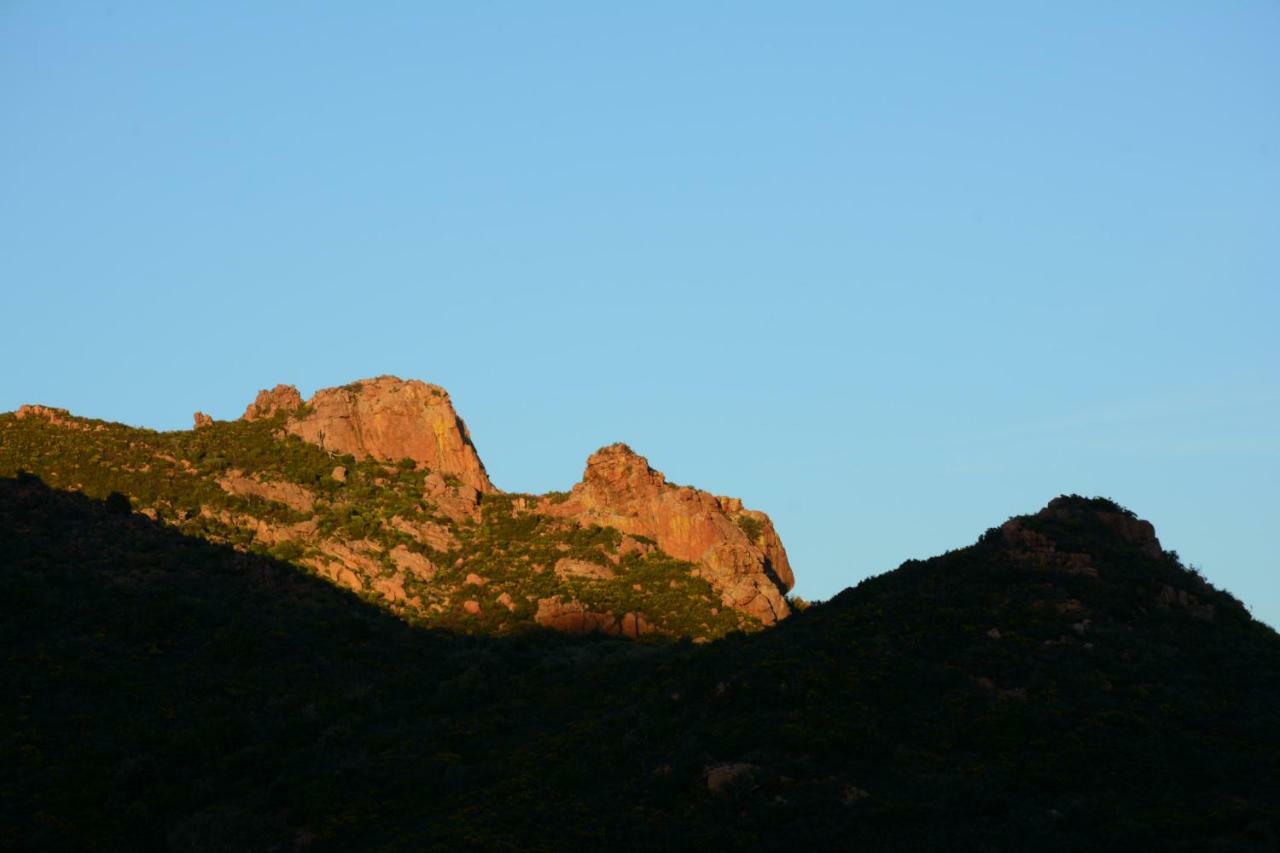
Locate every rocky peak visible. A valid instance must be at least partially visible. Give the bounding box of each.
[252,376,496,494]
[1037,495,1164,559]
[242,384,304,421]
[996,495,1168,581]
[541,444,794,624]
[14,404,72,425]
[581,443,666,499]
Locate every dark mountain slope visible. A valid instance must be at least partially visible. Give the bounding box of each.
[3,478,1277,851]
[415,496,1279,851]
[0,475,664,850]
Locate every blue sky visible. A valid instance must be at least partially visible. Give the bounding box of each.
[3,2,1277,624]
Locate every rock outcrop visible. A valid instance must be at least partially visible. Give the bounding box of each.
[421,470,483,522]
[241,377,495,493]
[215,470,317,513]
[540,444,793,624]
[1000,495,1167,578]
[242,384,304,421]
[13,404,105,432]
[534,596,654,638]
[15,405,73,426]
[554,558,616,580]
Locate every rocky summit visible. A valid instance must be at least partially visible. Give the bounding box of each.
[541,443,793,624]
[244,376,495,494]
[0,375,792,638]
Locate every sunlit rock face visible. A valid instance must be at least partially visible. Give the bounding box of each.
[540,443,794,624]
[241,384,305,421]
[243,376,495,493]
[232,382,794,625]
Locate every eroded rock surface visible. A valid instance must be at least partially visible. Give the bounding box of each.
[389,545,438,581]
[540,444,793,624]
[389,515,458,552]
[243,377,495,493]
[534,596,653,638]
[14,404,72,424]
[216,470,316,513]
[554,558,616,581]
[242,385,304,421]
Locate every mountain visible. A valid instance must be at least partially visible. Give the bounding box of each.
[0,376,795,639]
[2,383,1278,851]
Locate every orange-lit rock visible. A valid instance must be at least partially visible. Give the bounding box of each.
[243,376,495,493]
[15,404,73,426]
[242,384,304,421]
[540,444,793,624]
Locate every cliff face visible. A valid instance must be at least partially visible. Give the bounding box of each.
[242,377,496,494]
[540,444,794,624]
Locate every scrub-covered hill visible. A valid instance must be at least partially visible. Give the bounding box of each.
[2,472,1276,851]
[0,376,797,640]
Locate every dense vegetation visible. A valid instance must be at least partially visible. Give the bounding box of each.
[3,473,1277,851]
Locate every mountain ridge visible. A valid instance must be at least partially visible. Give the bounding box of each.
[3,473,1276,850]
[2,375,794,634]
[6,377,1279,849]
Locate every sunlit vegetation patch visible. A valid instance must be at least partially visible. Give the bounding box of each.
[0,412,754,640]
[736,514,764,541]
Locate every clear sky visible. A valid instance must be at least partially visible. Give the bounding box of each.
[3,3,1277,624]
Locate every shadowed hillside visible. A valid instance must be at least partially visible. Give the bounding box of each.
[0,474,657,850]
[3,477,1278,851]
